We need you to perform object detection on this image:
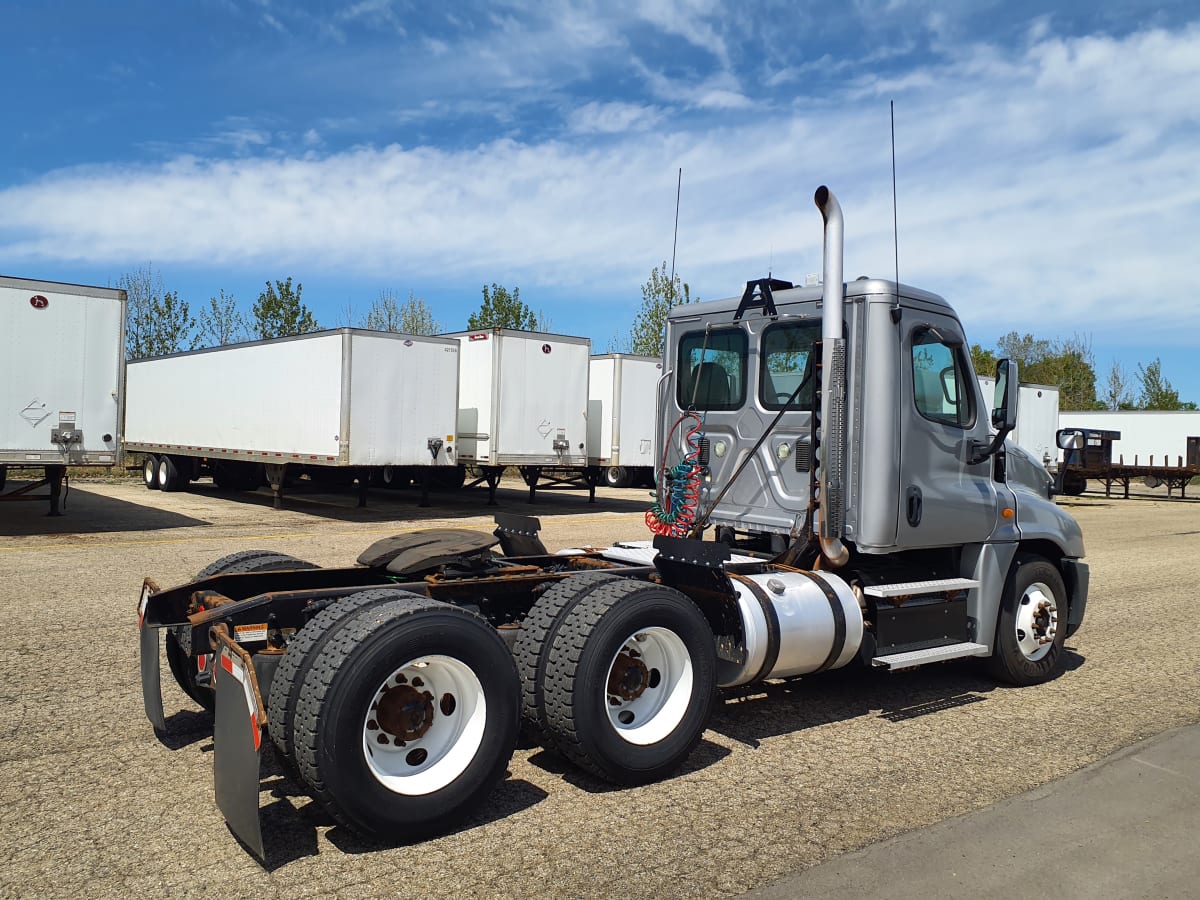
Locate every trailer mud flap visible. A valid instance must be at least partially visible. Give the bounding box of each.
[138,579,166,731]
[212,632,266,860]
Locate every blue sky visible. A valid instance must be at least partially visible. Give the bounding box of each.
[3,1,1199,406]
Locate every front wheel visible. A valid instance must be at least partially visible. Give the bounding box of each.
[540,580,716,785]
[987,554,1068,686]
[293,596,519,839]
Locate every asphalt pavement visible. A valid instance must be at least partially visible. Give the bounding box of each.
[751,724,1200,899]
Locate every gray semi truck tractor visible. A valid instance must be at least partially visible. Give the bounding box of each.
[137,186,1087,859]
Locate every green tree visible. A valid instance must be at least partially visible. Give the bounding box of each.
[362,289,441,335]
[1101,359,1135,410]
[628,262,692,357]
[120,264,194,359]
[1135,358,1190,410]
[251,277,319,339]
[467,283,544,331]
[195,289,249,348]
[993,331,1099,410]
[970,343,998,378]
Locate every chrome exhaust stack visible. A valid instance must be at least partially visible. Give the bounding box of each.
[814,186,849,567]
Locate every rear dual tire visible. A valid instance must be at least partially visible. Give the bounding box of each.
[530,578,717,785]
[164,551,316,712]
[292,595,520,840]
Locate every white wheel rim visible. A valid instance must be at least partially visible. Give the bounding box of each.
[1015,581,1059,662]
[144,459,155,485]
[361,654,486,796]
[604,626,693,746]
[157,460,169,486]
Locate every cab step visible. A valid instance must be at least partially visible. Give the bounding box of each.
[863,578,979,598]
[872,642,989,670]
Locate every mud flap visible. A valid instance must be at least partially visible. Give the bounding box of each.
[138,579,166,731]
[213,635,266,860]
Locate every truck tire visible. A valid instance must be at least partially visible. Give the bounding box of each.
[293,596,520,840]
[165,551,317,711]
[512,572,628,746]
[541,580,717,785]
[142,455,159,490]
[157,455,182,492]
[604,466,632,488]
[986,554,1068,686]
[268,588,412,764]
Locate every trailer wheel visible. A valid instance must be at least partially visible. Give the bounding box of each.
[268,588,412,764]
[541,581,716,785]
[165,551,317,711]
[157,455,182,492]
[986,554,1068,686]
[512,572,628,746]
[142,455,159,490]
[293,596,519,839]
[1061,472,1087,496]
[604,466,632,488]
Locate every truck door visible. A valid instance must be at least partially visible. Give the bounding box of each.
[898,320,999,548]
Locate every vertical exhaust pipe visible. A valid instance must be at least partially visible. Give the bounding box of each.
[814,186,849,567]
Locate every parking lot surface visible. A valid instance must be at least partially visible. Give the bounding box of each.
[1,478,1197,898]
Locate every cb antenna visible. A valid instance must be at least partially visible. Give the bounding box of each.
[669,167,682,286]
[890,100,902,323]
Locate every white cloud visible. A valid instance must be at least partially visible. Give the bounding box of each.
[2,22,1200,350]
[568,101,664,134]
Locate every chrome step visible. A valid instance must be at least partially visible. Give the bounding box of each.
[863,578,979,598]
[872,642,989,670]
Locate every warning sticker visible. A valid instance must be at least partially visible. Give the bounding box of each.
[233,623,268,643]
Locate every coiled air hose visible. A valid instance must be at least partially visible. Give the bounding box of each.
[645,412,704,537]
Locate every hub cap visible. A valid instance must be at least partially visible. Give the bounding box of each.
[605,627,693,746]
[362,654,486,796]
[1015,582,1059,662]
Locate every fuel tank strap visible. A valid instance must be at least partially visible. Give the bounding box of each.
[728,573,780,684]
[796,570,847,673]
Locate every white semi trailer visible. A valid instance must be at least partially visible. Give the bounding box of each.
[137,186,1089,861]
[978,377,1060,467]
[125,329,460,507]
[449,327,595,503]
[0,275,125,515]
[587,353,661,488]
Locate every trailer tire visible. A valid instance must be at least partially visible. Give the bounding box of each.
[603,466,632,488]
[1061,472,1087,496]
[428,466,466,491]
[512,572,628,747]
[541,580,716,785]
[268,588,412,765]
[986,554,1068,686]
[165,551,317,711]
[157,455,182,492]
[293,596,519,840]
[142,455,159,490]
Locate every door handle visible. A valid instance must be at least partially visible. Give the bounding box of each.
[905,485,923,527]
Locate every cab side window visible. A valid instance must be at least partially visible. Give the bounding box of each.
[912,329,974,428]
[677,328,747,411]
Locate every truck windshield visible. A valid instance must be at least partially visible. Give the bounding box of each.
[760,321,821,410]
[676,328,747,411]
